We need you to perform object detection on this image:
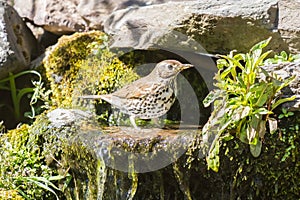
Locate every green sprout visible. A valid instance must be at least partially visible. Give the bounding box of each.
[278,108,294,119]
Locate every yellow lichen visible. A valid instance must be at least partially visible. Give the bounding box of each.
[4,124,30,150]
[0,189,24,200]
[42,31,106,107]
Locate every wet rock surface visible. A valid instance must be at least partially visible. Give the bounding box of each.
[34,106,300,199]
[44,108,206,199]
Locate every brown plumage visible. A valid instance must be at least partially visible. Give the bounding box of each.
[80,59,193,128]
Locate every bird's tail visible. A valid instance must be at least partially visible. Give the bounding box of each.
[79,95,112,105]
[79,95,103,99]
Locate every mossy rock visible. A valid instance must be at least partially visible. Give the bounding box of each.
[0,122,65,199]
[40,110,300,199]
[41,31,139,108]
[1,108,299,199]
[40,108,204,200]
[0,107,204,200]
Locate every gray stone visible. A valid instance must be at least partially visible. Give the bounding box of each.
[103,0,300,54]
[47,108,92,128]
[0,1,40,79]
[13,0,86,34]
[11,0,194,34]
[278,0,300,53]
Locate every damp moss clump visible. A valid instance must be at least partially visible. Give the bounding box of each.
[0,123,64,199]
[42,31,139,108]
[0,111,80,199]
[218,115,300,199]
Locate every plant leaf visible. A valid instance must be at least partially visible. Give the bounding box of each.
[253,108,272,115]
[258,120,266,138]
[231,106,251,122]
[254,50,272,67]
[273,75,295,93]
[271,96,296,110]
[17,176,59,200]
[268,118,278,134]
[206,140,220,172]
[250,37,272,52]
[237,122,249,143]
[203,89,223,107]
[250,139,262,157]
[246,123,257,143]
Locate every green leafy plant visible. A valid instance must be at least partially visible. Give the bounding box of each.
[202,37,296,172]
[0,70,42,120]
[25,80,52,119]
[264,51,300,64]
[15,174,71,200]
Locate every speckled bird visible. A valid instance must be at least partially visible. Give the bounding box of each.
[80,60,193,128]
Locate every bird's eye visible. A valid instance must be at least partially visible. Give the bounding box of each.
[167,64,174,70]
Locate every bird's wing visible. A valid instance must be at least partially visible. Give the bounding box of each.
[112,80,161,99]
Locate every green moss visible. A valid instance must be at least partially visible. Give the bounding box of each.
[0,114,73,199]
[42,31,107,107]
[0,124,52,199]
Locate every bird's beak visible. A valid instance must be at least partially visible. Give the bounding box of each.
[179,64,194,71]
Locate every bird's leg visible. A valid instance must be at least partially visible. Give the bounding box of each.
[129,116,139,129]
[152,118,162,128]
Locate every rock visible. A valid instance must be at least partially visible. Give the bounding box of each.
[0,1,40,79]
[278,0,300,53]
[13,106,299,199]
[47,108,92,128]
[43,108,207,199]
[11,0,194,35]
[104,0,300,54]
[11,0,84,34]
